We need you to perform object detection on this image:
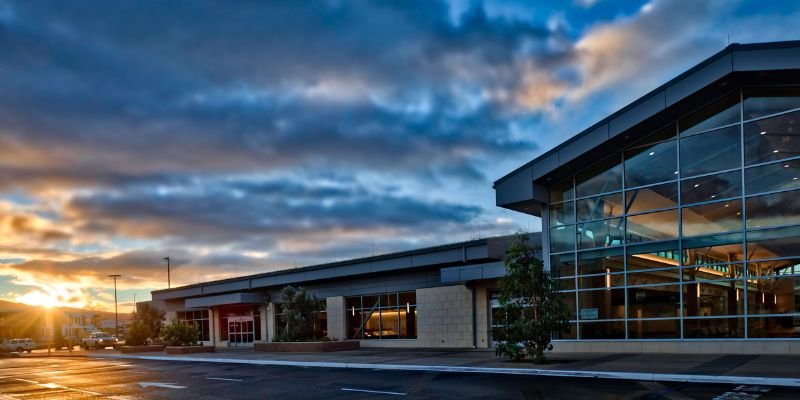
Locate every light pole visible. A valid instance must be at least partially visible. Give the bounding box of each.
[108,274,121,338]
[164,257,171,288]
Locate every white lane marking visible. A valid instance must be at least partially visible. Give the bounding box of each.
[138,382,187,389]
[341,388,406,396]
[10,378,102,396]
[91,354,800,388]
[206,377,244,382]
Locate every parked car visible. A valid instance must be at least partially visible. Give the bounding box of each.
[81,332,118,349]
[0,338,36,353]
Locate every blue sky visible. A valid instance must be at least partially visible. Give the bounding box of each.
[0,0,799,311]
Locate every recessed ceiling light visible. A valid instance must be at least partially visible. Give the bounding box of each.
[736,212,741,215]
[773,150,780,153]
[724,203,729,207]
[760,131,767,135]
[649,152,655,156]
[711,195,716,198]
[785,165,790,168]
[694,184,700,188]
[794,178,798,180]
[674,171,679,175]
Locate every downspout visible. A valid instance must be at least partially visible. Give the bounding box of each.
[471,283,477,349]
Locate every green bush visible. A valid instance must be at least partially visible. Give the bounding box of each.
[278,286,323,342]
[125,321,150,346]
[161,321,200,346]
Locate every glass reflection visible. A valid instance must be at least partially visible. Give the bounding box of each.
[551,253,576,277]
[681,199,742,237]
[577,247,624,276]
[577,218,623,249]
[744,87,800,120]
[626,241,680,271]
[747,276,800,315]
[744,109,800,165]
[683,280,744,317]
[578,288,625,320]
[746,190,800,229]
[580,321,625,339]
[578,274,624,290]
[624,139,677,187]
[747,316,800,338]
[684,318,744,338]
[549,202,575,226]
[626,269,680,286]
[550,225,576,253]
[683,263,744,281]
[576,157,622,197]
[576,193,623,222]
[626,210,678,243]
[680,170,742,205]
[628,319,680,339]
[625,182,678,214]
[680,126,742,177]
[679,93,740,136]
[745,159,800,195]
[746,259,800,279]
[627,285,680,318]
[746,226,800,262]
[550,179,574,203]
[682,232,744,266]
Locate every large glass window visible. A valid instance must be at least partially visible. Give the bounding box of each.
[746,226,800,262]
[679,93,740,136]
[681,199,742,237]
[627,285,681,319]
[577,218,623,249]
[545,88,800,341]
[744,87,800,120]
[578,289,625,320]
[625,182,678,214]
[577,247,624,276]
[745,159,800,195]
[680,126,741,177]
[626,210,678,243]
[746,190,800,229]
[575,157,622,197]
[680,170,742,205]
[177,310,210,341]
[549,202,575,226]
[346,292,416,340]
[550,225,575,253]
[624,139,677,187]
[576,193,623,222]
[744,109,800,165]
[683,280,744,317]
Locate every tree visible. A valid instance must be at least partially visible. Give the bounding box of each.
[494,234,570,363]
[124,320,150,346]
[277,286,323,342]
[130,302,165,343]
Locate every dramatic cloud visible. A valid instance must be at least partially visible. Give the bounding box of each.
[0,0,799,311]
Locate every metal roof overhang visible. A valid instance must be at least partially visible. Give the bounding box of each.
[184,292,266,309]
[494,41,800,217]
[440,261,505,283]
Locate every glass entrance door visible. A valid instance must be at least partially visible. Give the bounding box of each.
[227,316,255,346]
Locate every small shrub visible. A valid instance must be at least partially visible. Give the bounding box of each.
[125,321,150,346]
[161,321,200,346]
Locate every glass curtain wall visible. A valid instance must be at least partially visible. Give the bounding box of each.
[346,292,417,339]
[548,87,800,340]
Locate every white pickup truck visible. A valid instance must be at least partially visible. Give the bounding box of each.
[81,332,119,349]
[0,338,36,353]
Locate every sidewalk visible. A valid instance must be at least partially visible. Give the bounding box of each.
[23,347,800,387]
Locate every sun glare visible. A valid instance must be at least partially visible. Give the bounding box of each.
[17,289,60,308]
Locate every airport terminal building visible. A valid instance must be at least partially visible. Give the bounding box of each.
[152,41,800,354]
[495,41,800,352]
[150,234,538,349]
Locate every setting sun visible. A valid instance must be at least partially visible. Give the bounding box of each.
[17,290,59,308]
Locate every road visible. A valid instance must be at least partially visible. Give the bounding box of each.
[0,357,798,399]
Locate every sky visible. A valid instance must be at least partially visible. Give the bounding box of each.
[1,0,799,312]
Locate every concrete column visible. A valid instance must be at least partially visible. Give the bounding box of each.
[208,307,217,346]
[259,304,268,342]
[266,302,275,342]
[325,296,346,341]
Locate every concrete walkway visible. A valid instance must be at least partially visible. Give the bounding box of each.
[17,347,800,387]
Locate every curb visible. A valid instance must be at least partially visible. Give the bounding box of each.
[89,354,800,388]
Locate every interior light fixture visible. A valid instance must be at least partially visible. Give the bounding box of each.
[406,302,410,313]
[760,131,767,135]
[649,151,655,156]
[724,203,729,207]
[794,178,798,180]
[352,306,355,316]
[773,149,780,153]
[711,195,716,198]
[785,165,790,168]
[694,184,700,188]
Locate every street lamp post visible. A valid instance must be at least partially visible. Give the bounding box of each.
[108,274,121,338]
[164,257,171,289]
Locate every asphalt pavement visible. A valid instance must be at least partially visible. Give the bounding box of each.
[0,357,799,399]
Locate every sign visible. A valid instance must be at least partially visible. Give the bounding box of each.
[580,308,598,320]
